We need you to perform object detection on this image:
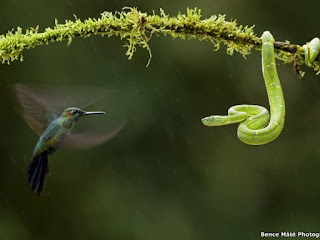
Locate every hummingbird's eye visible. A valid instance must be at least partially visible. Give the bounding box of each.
[71,109,78,114]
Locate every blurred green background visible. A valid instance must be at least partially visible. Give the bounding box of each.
[1,0,320,239]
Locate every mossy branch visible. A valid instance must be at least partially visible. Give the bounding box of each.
[0,7,318,75]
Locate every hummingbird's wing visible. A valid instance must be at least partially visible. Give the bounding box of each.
[61,121,125,149]
[15,84,58,136]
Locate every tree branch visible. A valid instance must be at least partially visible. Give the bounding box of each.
[0,7,318,75]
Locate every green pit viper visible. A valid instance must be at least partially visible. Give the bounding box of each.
[202,31,320,145]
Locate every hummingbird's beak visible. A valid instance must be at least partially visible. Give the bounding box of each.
[84,111,106,115]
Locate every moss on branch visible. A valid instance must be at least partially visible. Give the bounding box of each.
[0,7,318,74]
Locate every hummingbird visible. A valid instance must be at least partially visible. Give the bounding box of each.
[15,84,122,195]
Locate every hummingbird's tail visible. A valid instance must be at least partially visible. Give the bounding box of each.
[27,151,49,195]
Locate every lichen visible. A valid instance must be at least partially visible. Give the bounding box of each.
[0,7,318,75]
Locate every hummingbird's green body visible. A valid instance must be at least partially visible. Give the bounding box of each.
[14,84,116,195]
[27,107,105,194]
[32,117,71,157]
[32,108,91,158]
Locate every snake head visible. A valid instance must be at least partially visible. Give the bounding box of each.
[201,115,227,126]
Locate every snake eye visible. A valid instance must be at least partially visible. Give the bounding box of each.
[71,109,78,114]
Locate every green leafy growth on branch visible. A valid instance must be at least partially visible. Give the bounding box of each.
[0,8,317,74]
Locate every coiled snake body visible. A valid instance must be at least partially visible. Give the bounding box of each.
[202,31,285,145]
